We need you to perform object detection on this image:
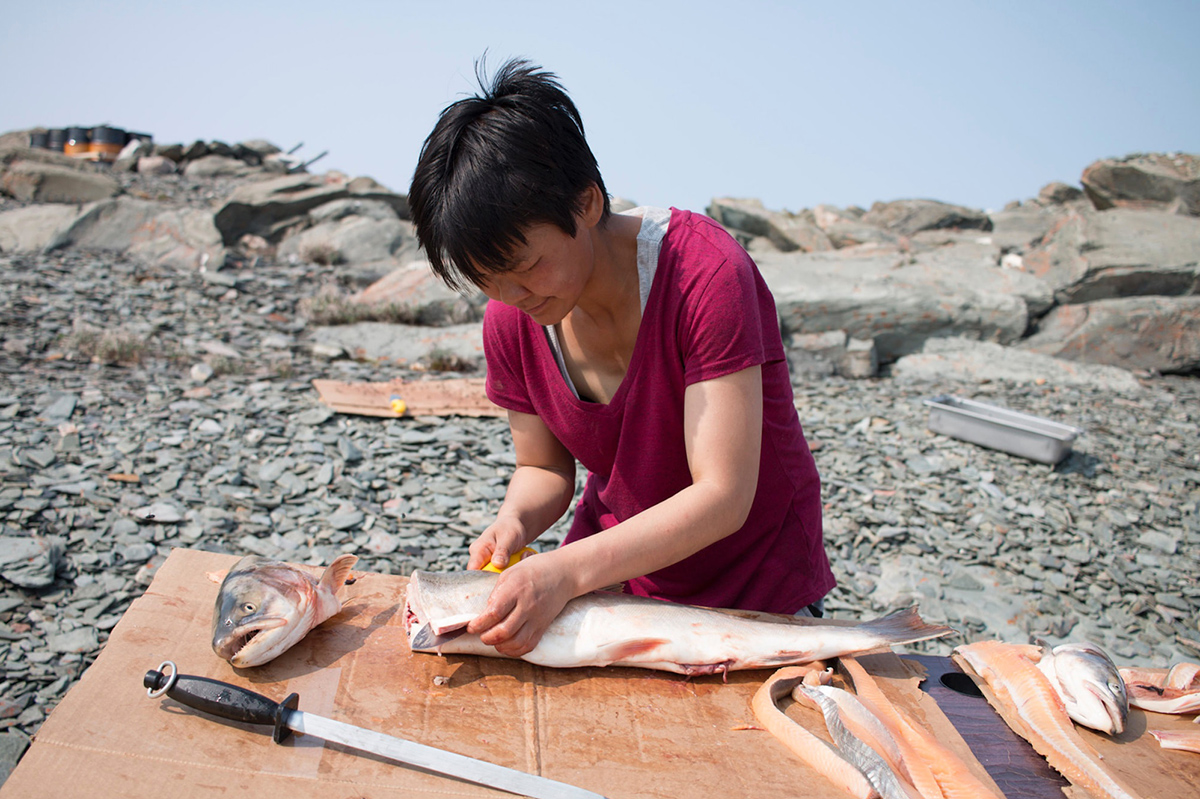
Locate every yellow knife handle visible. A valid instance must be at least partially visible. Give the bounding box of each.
[482,547,537,573]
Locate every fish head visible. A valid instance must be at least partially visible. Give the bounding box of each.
[211,556,316,668]
[1047,642,1129,735]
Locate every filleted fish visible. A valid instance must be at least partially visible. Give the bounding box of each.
[1119,662,1200,715]
[955,640,1143,799]
[405,569,954,676]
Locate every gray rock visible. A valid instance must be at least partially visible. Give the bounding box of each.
[812,204,901,248]
[1,160,120,204]
[757,247,1037,360]
[1021,296,1200,374]
[0,205,81,253]
[236,139,282,158]
[1037,181,1084,205]
[183,154,256,179]
[309,198,400,224]
[40,393,77,420]
[0,731,30,785]
[891,337,1143,391]
[989,205,1069,255]
[136,156,177,176]
[46,627,99,654]
[113,138,153,172]
[348,259,486,324]
[1023,208,1200,304]
[1081,152,1200,216]
[132,502,184,524]
[707,197,834,252]
[278,215,416,269]
[861,198,993,236]
[45,197,226,270]
[328,508,365,530]
[214,173,351,245]
[213,173,410,247]
[0,537,63,588]
[310,321,485,368]
[120,543,157,563]
[151,143,185,162]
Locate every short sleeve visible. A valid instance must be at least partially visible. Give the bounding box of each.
[680,251,771,386]
[483,301,537,415]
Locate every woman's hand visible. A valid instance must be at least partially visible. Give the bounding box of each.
[466,553,576,657]
[467,515,529,571]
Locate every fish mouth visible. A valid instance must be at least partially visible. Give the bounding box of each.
[1086,683,1128,734]
[214,618,289,663]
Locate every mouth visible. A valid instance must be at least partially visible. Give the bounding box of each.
[522,298,550,316]
[1087,683,1128,733]
[215,618,287,663]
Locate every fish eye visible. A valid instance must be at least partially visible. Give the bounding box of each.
[243,603,256,613]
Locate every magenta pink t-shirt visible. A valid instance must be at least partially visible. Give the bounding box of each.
[483,208,835,614]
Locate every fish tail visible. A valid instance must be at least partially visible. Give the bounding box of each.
[859,606,955,648]
[319,553,359,594]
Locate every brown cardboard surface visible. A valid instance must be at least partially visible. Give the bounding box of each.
[4,549,995,799]
[312,377,504,418]
[953,654,1200,798]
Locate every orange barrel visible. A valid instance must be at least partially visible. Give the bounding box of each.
[64,126,91,156]
[46,129,68,152]
[88,126,127,161]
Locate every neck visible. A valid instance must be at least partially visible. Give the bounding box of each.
[573,212,642,324]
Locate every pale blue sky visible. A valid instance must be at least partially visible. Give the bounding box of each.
[3,1,1197,215]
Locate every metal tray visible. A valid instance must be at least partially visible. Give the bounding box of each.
[924,395,1084,465]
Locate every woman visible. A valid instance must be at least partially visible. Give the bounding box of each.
[407,58,834,658]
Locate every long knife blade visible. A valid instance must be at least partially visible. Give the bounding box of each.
[145,663,607,799]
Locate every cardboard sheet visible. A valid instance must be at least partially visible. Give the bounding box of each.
[312,377,504,418]
[954,654,1200,798]
[4,549,998,799]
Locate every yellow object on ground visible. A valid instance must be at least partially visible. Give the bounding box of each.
[389,395,407,415]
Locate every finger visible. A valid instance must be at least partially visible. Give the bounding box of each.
[489,544,511,569]
[468,587,515,636]
[467,539,494,571]
[476,600,524,647]
[494,623,537,657]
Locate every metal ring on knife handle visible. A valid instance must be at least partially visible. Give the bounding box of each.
[147,660,178,698]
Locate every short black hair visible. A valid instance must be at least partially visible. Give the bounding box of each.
[408,57,611,292]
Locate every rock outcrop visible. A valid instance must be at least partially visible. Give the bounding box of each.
[711,151,1200,376]
[1,161,119,204]
[3,128,1197,379]
[1081,153,1200,216]
[1021,297,1200,374]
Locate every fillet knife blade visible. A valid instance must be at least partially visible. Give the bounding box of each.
[145,662,607,799]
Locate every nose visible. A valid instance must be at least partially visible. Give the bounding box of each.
[491,275,531,306]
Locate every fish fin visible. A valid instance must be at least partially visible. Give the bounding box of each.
[599,638,670,662]
[860,606,956,646]
[318,554,359,594]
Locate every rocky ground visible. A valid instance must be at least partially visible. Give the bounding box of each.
[1,215,1199,771]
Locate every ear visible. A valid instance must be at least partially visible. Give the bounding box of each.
[579,182,605,229]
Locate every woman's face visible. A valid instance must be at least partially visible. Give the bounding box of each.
[476,217,594,325]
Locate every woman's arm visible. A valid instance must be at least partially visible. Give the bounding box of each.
[466,409,577,570]
[468,364,764,657]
